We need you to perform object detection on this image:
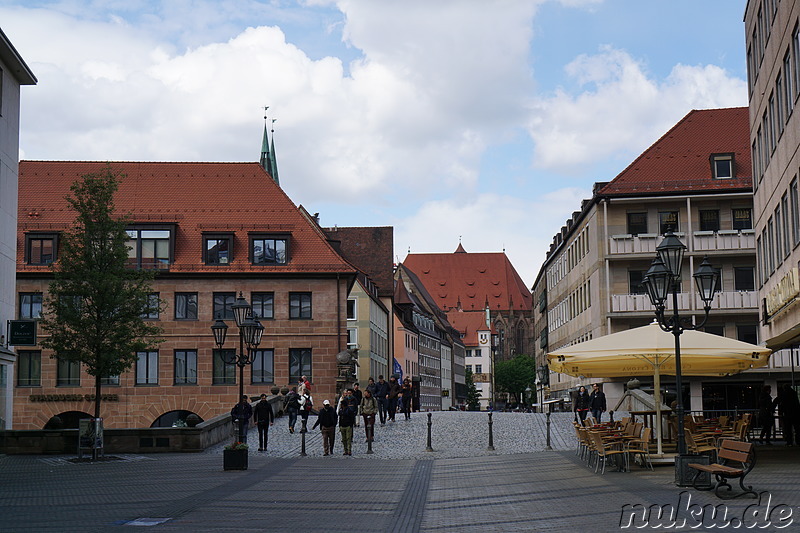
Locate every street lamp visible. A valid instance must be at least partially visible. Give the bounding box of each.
[642,231,719,484]
[211,292,264,443]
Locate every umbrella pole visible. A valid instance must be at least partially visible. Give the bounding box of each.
[654,367,663,456]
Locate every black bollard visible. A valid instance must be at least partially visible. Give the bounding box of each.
[426,412,433,452]
[487,412,495,451]
[300,419,307,457]
[545,408,552,451]
[366,433,374,454]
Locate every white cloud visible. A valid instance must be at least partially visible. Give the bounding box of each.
[527,46,747,174]
[395,186,590,287]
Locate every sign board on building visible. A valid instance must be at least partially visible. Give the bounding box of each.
[7,320,37,346]
[766,267,800,320]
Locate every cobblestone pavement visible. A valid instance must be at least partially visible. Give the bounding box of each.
[3,411,800,533]
[206,411,598,459]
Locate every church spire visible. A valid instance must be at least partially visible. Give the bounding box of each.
[269,119,280,186]
[259,107,280,186]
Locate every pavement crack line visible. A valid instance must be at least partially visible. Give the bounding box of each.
[117,457,299,526]
[387,459,434,533]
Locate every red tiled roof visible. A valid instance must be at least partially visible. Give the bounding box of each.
[598,107,752,196]
[18,161,357,275]
[402,249,532,312]
[446,310,491,346]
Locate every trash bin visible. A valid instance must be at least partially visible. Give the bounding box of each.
[675,454,711,488]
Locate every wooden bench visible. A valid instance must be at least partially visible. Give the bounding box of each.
[687,439,757,499]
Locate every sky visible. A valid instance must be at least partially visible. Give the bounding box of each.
[1,0,749,287]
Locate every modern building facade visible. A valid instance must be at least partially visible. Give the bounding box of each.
[746,0,800,396]
[14,161,357,429]
[535,107,767,412]
[0,28,36,429]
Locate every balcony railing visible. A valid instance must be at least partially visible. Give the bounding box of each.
[608,230,754,255]
[611,291,757,312]
[692,229,755,251]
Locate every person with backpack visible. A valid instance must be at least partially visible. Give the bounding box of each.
[298,388,314,431]
[253,393,274,452]
[284,387,301,434]
[360,388,378,443]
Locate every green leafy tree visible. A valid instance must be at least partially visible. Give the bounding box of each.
[40,166,163,424]
[494,353,537,405]
[465,368,481,411]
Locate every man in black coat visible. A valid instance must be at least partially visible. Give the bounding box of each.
[589,384,607,423]
[312,399,338,455]
[230,395,253,442]
[374,375,390,425]
[253,393,274,452]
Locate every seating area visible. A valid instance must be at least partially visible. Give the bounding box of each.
[687,439,758,499]
[573,418,653,474]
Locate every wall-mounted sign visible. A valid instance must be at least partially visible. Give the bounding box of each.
[29,394,119,402]
[766,267,800,320]
[8,320,37,346]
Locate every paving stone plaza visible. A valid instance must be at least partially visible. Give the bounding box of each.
[2,411,800,532]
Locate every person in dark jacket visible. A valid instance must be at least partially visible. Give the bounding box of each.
[253,393,274,452]
[352,383,363,427]
[366,377,378,397]
[400,378,413,420]
[338,389,359,455]
[230,395,253,441]
[374,375,390,425]
[758,385,777,444]
[589,383,607,423]
[387,376,402,422]
[312,399,338,455]
[284,387,301,434]
[574,386,591,423]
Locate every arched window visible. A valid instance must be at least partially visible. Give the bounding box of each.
[150,410,203,428]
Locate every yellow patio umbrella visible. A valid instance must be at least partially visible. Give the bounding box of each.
[548,321,771,455]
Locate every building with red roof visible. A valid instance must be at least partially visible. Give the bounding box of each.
[14,160,357,430]
[533,107,763,412]
[402,244,533,363]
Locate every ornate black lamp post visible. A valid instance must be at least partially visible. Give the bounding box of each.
[642,231,719,483]
[211,292,264,443]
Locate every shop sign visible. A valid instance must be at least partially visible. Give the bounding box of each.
[8,320,36,346]
[766,267,800,319]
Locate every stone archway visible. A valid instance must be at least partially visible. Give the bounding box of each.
[150,410,204,428]
[46,410,92,429]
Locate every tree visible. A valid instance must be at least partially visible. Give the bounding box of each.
[465,368,481,411]
[40,166,163,431]
[494,353,537,406]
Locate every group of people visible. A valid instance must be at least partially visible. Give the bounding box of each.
[230,374,415,456]
[573,383,607,423]
[758,384,800,445]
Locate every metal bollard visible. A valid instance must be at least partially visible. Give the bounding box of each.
[300,419,307,457]
[487,412,495,451]
[545,409,552,451]
[367,432,374,454]
[426,412,433,452]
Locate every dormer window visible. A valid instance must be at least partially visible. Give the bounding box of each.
[711,153,735,179]
[126,225,174,270]
[25,233,59,265]
[249,233,289,265]
[203,232,234,265]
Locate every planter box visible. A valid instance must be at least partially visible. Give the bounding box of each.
[223,448,248,470]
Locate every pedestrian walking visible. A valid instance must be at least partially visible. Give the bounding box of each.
[574,386,591,423]
[284,386,301,433]
[758,385,777,444]
[387,376,402,422]
[338,388,358,455]
[401,378,412,420]
[353,383,363,427]
[230,395,253,441]
[253,393,274,451]
[299,375,312,394]
[589,383,607,423]
[298,388,314,430]
[312,399,338,455]
[366,377,378,397]
[374,375,390,424]
[360,388,378,442]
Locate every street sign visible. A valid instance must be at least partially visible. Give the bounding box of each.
[8,320,37,346]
